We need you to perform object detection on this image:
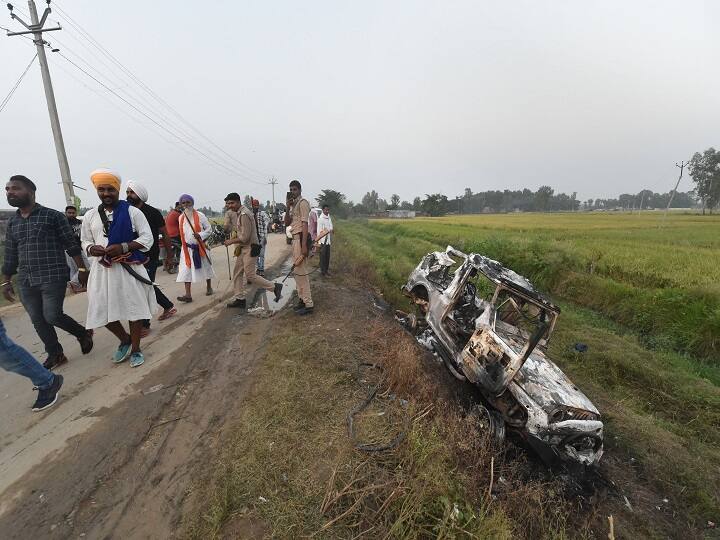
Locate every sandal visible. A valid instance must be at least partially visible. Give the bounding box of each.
[176,296,193,303]
[158,307,177,321]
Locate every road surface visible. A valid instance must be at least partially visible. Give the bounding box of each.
[0,233,291,515]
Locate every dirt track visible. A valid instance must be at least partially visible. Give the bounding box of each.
[0,234,291,539]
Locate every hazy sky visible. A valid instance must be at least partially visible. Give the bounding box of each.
[0,0,717,210]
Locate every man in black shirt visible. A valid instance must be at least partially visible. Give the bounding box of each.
[126,181,176,332]
[2,175,94,369]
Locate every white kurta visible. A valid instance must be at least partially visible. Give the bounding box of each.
[176,210,216,283]
[81,206,158,329]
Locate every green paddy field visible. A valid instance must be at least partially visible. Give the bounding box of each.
[336,212,720,529]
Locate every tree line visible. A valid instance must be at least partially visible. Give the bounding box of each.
[315,146,719,218]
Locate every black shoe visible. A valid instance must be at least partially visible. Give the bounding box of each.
[273,282,283,302]
[296,306,314,316]
[32,374,63,412]
[227,298,247,309]
[78,331,94,355]
[293,300,306,312]
[43,353,68,370]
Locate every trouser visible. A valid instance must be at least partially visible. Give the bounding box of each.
[18,280,87,356]
[232,245,274,301]
[319,243,331,275]
[292,235,313,307]
[143,260,174,327]
[256,240,267,272]
[0,319,54,390]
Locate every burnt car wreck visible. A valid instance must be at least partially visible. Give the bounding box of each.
[398,247,603,469]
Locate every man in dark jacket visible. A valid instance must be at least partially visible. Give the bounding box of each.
[2,175,94,369]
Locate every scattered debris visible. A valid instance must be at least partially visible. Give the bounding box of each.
[574,343,589,353]
[623,495,633,512]
[142,384,164,395]
[258,496,268,503]
[398,246,604,469]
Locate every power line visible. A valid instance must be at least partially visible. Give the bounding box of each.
[45,25,270,186]
[54,50,269,185]
[52,1,272,179]
[0,52,37,113]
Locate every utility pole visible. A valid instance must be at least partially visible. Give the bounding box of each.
[6,1,75,206]
[268,176,278,210]
[660,161,686,228]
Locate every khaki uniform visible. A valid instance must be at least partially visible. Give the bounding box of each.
[231,206,275,301]
[290,197,313,307]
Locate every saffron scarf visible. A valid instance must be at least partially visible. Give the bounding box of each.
[179,210,208,269]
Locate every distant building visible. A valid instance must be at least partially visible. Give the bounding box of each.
[387,210,416,219]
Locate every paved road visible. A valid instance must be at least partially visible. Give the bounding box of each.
[0,233,291,507]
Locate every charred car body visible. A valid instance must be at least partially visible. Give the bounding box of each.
[399,247,603,469]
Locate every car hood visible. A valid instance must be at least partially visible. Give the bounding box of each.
[512,351,599,416]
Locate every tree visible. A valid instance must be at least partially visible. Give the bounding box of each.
[688,148,720,214]
[400,200,413,210]
[361,190,380,213]
[389,194,400,210]
[533,186,554,211]
[421,194,448,217]
[412,197,422,211]
[243,195,252,209]
[316,189,349,218]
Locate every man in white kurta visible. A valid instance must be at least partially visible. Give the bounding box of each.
[175,194,215,302]
[82,169,158,368]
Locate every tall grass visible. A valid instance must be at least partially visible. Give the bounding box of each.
[334,217,720,528]
[365,213,720,363]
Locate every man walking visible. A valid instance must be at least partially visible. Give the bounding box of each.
[81,169,157,367]
[176,194,215,302]
[284,180,313,315]
[164,202,182,274]
[223,193,283,308]
[126,180,177,335]
[0,318,63,411]
[252,199,270,276]
[2,175,94,369]
[65,205,88,293]
[317,204,334,276]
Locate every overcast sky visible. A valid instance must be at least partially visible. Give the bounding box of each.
[0,0,717,210]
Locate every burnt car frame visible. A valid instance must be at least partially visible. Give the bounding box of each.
[399,246,603,468]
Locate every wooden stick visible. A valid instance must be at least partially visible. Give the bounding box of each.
[608,515,615,540]
[487,456,495,500]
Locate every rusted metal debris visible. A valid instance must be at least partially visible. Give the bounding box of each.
[398,246,603,469]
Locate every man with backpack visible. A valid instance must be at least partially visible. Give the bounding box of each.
[223,193,283,309]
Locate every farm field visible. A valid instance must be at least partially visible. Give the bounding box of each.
[335,212,720,535]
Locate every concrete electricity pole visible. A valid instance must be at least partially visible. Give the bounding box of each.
[268,176,278,210]
[660,160,686,228]
[6,0,76,206]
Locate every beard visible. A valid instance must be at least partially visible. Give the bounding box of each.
[127,195,141,206]
[7,194,32,208]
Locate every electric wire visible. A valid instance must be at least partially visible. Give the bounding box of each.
[0,52,37,114]
[55,50,268,183]
[45,32,268,186]
[52,1,272,179]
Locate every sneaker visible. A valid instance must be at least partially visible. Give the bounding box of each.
[206,288,214,296]
[43,352,68,370]
[177,295,193,303]
[227,298,247,309]
[257,270,265,276]
[293,300,306,312]
[273,282,283,302]
[296,306,314,316]
[129,352,145,368]
[78,331,94,355]
[32,374,63,412]
[112,342,132,364]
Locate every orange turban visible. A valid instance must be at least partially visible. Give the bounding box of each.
[90,168,121,191]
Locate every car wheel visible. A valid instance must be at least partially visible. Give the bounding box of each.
[470,404,505,445]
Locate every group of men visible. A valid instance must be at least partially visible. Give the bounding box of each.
[0,171,331,413]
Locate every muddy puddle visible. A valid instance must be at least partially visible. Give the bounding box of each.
[245,261,298,317]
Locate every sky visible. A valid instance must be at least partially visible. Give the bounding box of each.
[0,0,717,211]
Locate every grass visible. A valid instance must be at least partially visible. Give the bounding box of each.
[334,215,720,530]
[361,213,720,363]
[184,284,586,539]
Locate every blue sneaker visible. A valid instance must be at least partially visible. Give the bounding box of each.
[130,352,145,368]
[112,342,131,363]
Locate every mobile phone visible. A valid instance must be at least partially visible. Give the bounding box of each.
[286,191,293,200]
